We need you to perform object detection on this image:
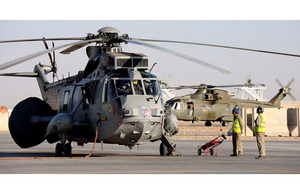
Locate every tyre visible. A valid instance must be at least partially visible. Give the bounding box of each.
[210,148,214,156]
[64,143,72,156]
[198,149,202,156]
[55,143,63,157]
[159,143,167,156]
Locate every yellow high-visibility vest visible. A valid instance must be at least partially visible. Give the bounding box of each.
[232,115,241,133]
[255,114,265,133]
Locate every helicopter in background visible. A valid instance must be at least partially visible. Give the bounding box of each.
[0,26,299,157]
[164,79,295,126]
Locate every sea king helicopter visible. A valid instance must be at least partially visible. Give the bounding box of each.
[0,26,299,156]
[164,79,295,126]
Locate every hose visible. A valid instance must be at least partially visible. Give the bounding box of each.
[0,125,98,161]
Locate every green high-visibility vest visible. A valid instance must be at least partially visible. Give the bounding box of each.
[255,114,265,133]
[232,115,241,133]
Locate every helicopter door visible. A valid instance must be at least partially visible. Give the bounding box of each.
[99,79,123,139]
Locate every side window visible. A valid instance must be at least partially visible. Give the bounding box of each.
[226,106,231,112]
[144,80,159,96]
[63,91,70,112]
[202,106,207,112]
[173,102,181,110]
[101,79,108,102]
[209,105,214,112]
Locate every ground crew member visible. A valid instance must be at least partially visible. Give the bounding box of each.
[254,106,266,159]
[230,107,244,157]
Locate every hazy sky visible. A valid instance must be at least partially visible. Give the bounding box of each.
[0,20,300,108]
[1,0,300,108]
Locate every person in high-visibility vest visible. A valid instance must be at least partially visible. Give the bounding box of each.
[254,106,266,159]
[230,107,244,157]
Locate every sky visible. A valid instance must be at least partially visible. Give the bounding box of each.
[0,20,299,108]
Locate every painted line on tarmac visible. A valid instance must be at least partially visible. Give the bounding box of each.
[108,155,300,174]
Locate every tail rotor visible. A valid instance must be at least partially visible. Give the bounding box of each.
[275,78,296,101]
[42,38,58,82]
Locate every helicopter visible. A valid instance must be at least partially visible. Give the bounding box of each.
[164,79,295,126]
[0,26,299,157]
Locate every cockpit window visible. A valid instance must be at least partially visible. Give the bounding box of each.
[116,80,133,96]
[133,80,144,95]
[173,102,181,110]
[143,80,159,96]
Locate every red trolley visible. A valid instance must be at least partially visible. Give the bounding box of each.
[197,133,226,156]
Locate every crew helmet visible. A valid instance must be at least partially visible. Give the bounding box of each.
[232,107,239,114]
[257,106,264,113]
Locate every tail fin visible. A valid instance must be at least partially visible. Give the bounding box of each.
[269,88,290,107]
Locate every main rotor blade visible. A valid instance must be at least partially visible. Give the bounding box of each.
[0,37,86,43]
[60,42,92,54]
[168,83,265,90]
[213,83,266,88]
[0,72,38,77]
[129,38,300,58]
[125,39,231,74]
[0,38,102,70]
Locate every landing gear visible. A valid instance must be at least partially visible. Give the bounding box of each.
[55,142,72,157]
[205,121,212,126]
[160,134,181,156]
[159,143,167,156]
[222,121,229,127]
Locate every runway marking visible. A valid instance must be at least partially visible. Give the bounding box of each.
[107,155,300,174]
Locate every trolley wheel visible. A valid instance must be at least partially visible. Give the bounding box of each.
[210,148,214,156]
[198,149,202,156]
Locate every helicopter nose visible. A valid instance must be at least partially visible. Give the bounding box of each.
[118,118,162,141]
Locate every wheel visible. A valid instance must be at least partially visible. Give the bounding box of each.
[198,149,202,156]
[159,143,167,156]
[55,143,63,157]
[64,143,72,156]
[222,121,229,126]
[205,121,212,126]
[210,148,214,156]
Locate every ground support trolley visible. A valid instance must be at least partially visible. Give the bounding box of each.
[197,134,226,156]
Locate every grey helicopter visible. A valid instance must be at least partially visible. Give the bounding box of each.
[0,26,299,157]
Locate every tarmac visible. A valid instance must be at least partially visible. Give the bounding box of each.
[0,132,300,174]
